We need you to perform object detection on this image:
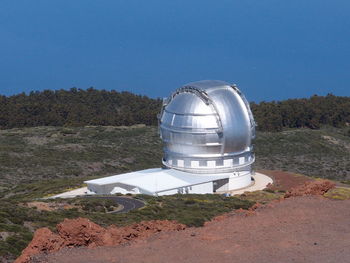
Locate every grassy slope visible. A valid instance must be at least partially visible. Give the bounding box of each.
[0,193,253,260]
[0,125,163,189]
[0,125,349,189]
[0,125,349,261]
[254,127,350,180]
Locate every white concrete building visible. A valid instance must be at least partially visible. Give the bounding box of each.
[85,168,253,196]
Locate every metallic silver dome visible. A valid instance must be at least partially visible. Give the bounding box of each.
[159,80,256,174]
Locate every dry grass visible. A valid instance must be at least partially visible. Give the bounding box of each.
[324,187,350,200]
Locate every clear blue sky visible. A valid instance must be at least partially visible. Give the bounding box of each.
[0,0,349,102]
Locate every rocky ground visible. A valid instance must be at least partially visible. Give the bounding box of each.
[14,179,350,263]
[30,196,350,263]
[1,126,349,262]
[16,219,186,263]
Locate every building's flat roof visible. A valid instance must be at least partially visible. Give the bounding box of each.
[85,168,230,194]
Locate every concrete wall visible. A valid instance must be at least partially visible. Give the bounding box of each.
[213,178,229,192]
[157,182,213,196]
[228,173,252,190]
[87,182,138,195]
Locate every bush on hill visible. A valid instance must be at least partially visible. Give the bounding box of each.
[251,94,350,131]
[0,88,349,132]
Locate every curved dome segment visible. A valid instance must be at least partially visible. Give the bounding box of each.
[159,80,256,174]
[184,80,232,91]
[206,86,253,153]
[164,92,214,115]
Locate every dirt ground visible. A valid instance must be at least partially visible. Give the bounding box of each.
[259,170,313,191]
[32,196,350,263]
[24,202,77,211]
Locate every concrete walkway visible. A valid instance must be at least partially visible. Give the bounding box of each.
[227,172,273,195]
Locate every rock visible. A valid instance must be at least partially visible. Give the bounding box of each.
[14,228,64,263]
[284,179,335,198]
[0,231,13,241]
[57,218,106,247]
[15,218,186,263]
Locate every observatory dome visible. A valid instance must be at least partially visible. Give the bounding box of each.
[159,80,256,174]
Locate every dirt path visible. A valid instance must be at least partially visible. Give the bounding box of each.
[259,170,313,191]
[33,196,350,263]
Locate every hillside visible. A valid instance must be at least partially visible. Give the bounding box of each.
[0,125,162,190]
[31,197,350,263]
[0,125,349,262]
[0,125,348,191]
[254,127,350,180]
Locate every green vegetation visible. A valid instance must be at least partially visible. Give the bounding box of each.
[238,190,283,204]
[0,125,162,188]
[324,187,350,200]
[251,94,350,131]
[0,124,349,261]
[108,194,253,227]
[0,88,349,132]
[0,88,161,128]
[0,188,253,260]
[0,125,348,190]
[75,198,119,213]
[254,127,350,180]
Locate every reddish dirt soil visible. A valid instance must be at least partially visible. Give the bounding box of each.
[259,170,313,191]
[15,219,185,263]
[31,196,350,263]
[15,176,343,263]
[24,201,77,211]
[285,179,335,198]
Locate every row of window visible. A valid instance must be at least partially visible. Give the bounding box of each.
[164,155,253,169]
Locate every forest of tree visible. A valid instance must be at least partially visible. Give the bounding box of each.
[0,88,162,128]
[251,94,350,131]
[0,88,349,132]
